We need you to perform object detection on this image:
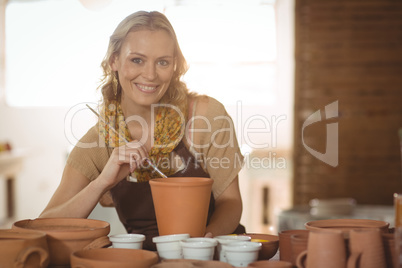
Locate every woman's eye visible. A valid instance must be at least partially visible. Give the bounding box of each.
[158,60,169,66]
[131,58,142,64]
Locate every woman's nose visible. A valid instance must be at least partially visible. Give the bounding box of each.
[142,63,157,80]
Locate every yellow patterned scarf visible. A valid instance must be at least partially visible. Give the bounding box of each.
[99,100,185,182]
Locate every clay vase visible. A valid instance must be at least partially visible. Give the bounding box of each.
[278,229,309,263]
[149,177,213,237]
[12,218,111,267]
[382,233,398,268]
[71,248,158,268]
[347,228,386,268]
[296,229,346,268]
[290,232,309,266]
[0,229,49,268]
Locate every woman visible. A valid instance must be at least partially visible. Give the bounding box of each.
[40,11,244,250]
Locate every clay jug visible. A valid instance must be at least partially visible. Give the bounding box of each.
[278,229,309,263]
[149,177,213,237]
[290,232,309,266]
[12,218,111,267]
[382,233,398,268]
[347,228,386,268]
[296,229,346,268]
[0,229,49,268]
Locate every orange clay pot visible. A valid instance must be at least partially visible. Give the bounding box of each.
[0,229,50,268]
[149,177,213,237]
[12,218,111,267]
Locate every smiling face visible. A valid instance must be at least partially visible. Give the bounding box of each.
[111,29,175,110]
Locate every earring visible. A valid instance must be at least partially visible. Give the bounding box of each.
[112,72,119,97]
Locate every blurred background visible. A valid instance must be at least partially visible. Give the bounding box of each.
[0,0,401,235]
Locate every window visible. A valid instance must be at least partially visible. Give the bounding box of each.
[5,0,276,107]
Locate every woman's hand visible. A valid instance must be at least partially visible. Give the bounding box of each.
[99,140,148,190]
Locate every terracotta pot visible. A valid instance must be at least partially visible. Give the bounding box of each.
[296,229,346,268]
[0,229,49,268]
[71,248,158,268]
[240,233,279,260]
[149,177,213,237]
[278,229,309,263]
[347,228,386,268]
[12,218,111,266]
[304,219,389,238]
[290,232,309,266]
[383,232,398,268]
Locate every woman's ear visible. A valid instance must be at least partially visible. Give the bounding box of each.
[110,54,118,71]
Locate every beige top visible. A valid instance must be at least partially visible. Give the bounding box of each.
[67,96,244,201]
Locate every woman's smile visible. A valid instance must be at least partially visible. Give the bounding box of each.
[135,83,158,93]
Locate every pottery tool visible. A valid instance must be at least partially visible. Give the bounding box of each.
[86,104,168,178]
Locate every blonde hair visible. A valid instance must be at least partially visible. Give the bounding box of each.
[99,11,191,114]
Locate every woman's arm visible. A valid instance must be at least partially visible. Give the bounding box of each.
[40,140,147,218]
[39,164,109,218]
[205,176,243,237]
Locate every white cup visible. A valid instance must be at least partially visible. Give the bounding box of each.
[180,237,218,261]
[215,235,251,262]
[223,241,262,267]
[152,233,190,260]
[109,233,145,249]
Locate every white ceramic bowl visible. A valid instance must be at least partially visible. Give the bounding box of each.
[223,241,262,267]
[152,233,190,260]
[109,233,145,249]
[180,237,218,261]
[215,235,251,262]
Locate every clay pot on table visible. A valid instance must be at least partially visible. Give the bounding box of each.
[149,177,213,237]
[12,218,111,267]
[296,229,347,268]
[240,233,279,260]
[71,248,158,268]
[278,229,309,264]
[347,228,386,268]
[0,229,49,268]
[304,218,390,238]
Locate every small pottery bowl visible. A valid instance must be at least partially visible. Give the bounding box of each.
[152,233,190,260]
[215,234,251,262]
[248,260,293,268]
[71,248,158,268]
[240,233,279,260]
[0,229,50,268]
[12,218,111,266]
[180,237,218,261]
[109,233,145,249]
[223,241,262,267]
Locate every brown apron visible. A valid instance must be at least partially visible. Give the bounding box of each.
[110,141,244,250]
